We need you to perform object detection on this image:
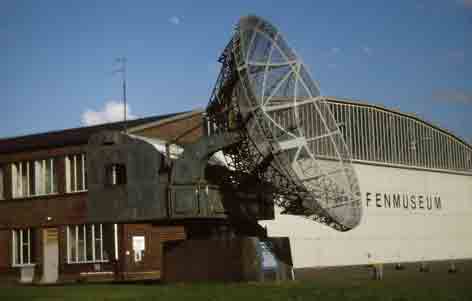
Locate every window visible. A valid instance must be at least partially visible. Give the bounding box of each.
[352,106,359,159]
[12,229,34,266]
[344,105,351,155]
[132,236,145,263]
[434,130,440,168]
[34,159,57,195]
[11,159,57,198]
[460,146,465,169]
[105,164,127,186]
[391,115,398,164]
[11,161,31,198]
[66,154,87,192]
[67,224,110,263]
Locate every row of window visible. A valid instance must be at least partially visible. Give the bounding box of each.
[12,224,115,266]
[326,101,472,171]
[3,154,87,200]
[11,225,150,266]
[66,224,110,263]
[11,159,57,198]
[1,154,129,201]
[292,99,472,172]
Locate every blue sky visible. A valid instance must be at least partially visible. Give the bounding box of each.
[1,0,471,142]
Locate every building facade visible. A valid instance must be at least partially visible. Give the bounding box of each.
[0,96,471,282]
[262,97,472,268]
[0,111,202,283]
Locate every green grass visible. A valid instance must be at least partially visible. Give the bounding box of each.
[1,264,471,301]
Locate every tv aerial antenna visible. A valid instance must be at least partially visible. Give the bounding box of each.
[204,16,362,231]
[114,57,128,132]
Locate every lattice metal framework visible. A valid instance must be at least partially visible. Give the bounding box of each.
[206,16,362,231]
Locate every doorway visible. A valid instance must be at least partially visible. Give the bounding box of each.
[41,228,59,283]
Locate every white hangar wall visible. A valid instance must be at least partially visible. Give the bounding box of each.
[260,163,472,268]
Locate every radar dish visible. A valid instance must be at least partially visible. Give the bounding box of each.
[206,15,362,231]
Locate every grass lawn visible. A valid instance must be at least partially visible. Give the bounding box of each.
[1,263,471,301]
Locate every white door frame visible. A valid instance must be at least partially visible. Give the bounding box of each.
[41,228,59,283]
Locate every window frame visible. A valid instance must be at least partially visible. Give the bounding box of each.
[11,158,57,199]
[105,164,127,186]
[65,154,87,193]
[12,229,34,267]
[34,158,56,195]
[66,224,109,264]
[132,235,146,263]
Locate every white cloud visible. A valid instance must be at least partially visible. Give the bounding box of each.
[432,90,472,104]
[362,46,373,56]
[169,16,181,25]
[81,101,136,126]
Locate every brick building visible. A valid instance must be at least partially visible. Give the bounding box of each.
[0,110,204,283]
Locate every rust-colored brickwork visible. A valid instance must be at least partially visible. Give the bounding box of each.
[3,163,11,201]
[0,192,87,229]
[121,224,185,277]
[0,230,11,270]
[32,227,44,282]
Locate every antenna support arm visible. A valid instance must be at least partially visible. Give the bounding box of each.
[171,132,241,185]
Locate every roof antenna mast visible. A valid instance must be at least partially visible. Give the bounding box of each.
[115,57,128,133]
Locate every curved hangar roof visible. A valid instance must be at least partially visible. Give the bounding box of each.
[317,96,472,174]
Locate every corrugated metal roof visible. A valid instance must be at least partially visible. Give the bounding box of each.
[324,96,472,150]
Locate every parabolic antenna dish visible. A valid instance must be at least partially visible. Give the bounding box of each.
[206,15,362,231]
